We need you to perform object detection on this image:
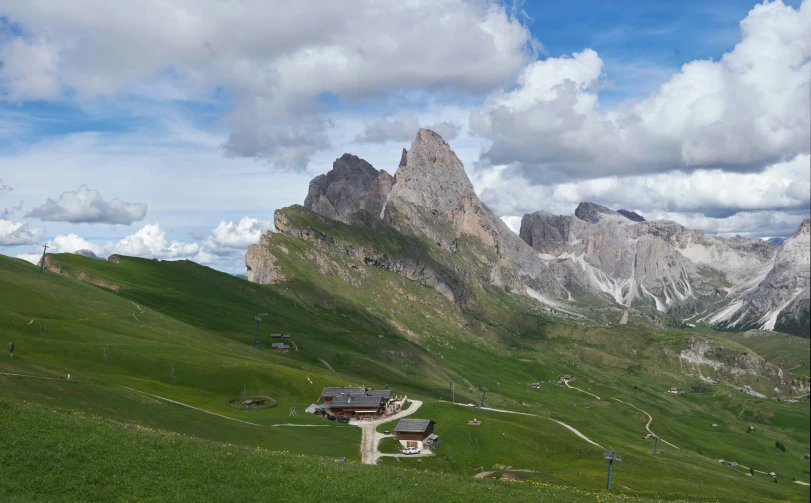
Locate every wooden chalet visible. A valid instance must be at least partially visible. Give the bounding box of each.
[271,343,290,353]
[394,418,436,450]
[319,387,368,403]
[318,387,393,418]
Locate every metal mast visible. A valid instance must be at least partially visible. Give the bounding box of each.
[603,448,622,490]
[252,313,268,348]
[39,244,48,272]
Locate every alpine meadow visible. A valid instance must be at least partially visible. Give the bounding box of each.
[1,1,810,502]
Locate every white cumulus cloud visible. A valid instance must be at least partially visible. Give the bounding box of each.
[0,219,45,246]
[471,0,811,181]
[205,216,274,249]
[26,185,147,225]
[1,0,533,170]
[15,216,272,273]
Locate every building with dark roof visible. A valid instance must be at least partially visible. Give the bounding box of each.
[318,386,394,418]
[329,395,388,417]
[271,343,290,353]
[394,419,436,450]
[319,387,367,403]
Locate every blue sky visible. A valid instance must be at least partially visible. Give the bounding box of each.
[1,0,809,272]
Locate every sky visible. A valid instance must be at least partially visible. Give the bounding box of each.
[0,0,809,274]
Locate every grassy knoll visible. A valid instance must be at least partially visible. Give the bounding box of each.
[2,251,809,501]
[1,398,663,503]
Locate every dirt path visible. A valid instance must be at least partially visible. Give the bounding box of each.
[565,380,601,400]
[318,358,335,372]
[121,387,262,427]
[0,372,77,382]
[270,424,330,427]
[440,401,604,449]
[611,399,679,449]
[353,399,424,465]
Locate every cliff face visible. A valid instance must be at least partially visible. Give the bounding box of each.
[303,153,393,226]
[247,128,809,336]
[731,218,810,335]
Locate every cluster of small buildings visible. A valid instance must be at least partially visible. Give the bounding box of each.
[271,333,291,352]
[668,387,686,394]
[556,375,574,386]
[393,419,438,450]
[308,386,405,420]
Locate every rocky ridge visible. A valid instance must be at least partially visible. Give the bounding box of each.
[246,129,810,337]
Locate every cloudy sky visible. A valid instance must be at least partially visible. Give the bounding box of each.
[1,0,809,273]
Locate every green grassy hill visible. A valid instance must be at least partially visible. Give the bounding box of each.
[1,251,809,502]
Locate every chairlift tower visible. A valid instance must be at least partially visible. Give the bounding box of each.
[39,244,48,272]
[252,313,268,348]
[603,448,622,490]
[653,435,659,456]
[480,387,488,407]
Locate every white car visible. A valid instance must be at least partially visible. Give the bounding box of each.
[402,447,421,455]
[467,402,478,407]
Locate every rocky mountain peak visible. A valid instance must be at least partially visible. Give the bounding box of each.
[303,153,393,225]
[574,202,622,223]
[793,218,810,238]
[387,128,476,214]
[617,209,645,222]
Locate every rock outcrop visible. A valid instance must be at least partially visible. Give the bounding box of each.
[709,218,810,335]
[303,153,393,225]
[74,249,105,260]
[246,128,810,336]
[617,209,645,222]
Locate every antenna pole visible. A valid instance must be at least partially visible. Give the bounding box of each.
[39,244,48,272]
[607,457,614,490]
[252,316,260,348]
[653,436,659,456]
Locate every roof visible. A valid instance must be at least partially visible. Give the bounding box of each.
[329,395,385,408]
[426,433,438,441]
[563,375,572,379]
[364,389,392,399]
[271,333,282,338]
[729,462,738,466]
[670,387,678,390]
[320,387,366,399]
[271,343,289,349]
[394,419,434,433]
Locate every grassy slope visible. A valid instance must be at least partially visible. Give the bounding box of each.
[2,248,809,502]
[0,398,652,503]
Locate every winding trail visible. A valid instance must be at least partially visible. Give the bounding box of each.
[318,359,335,372]
[271,424,330,427]
[352,399,426,465]
[440,400,604,449]
[0,372,76,382]
[121,387,262,427]
[565,380,601,400]
[611,398,679,449]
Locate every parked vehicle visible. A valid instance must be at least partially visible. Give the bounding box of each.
[402,447,421,455]
[327,415,336,421]
[336,417,349,423]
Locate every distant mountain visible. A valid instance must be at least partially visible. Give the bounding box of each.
[617,209,645,222]
[246,129,809,337]
[74,249,105,260]
[766,237,785,247]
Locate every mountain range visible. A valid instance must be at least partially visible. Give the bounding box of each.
[247,129,810,337]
